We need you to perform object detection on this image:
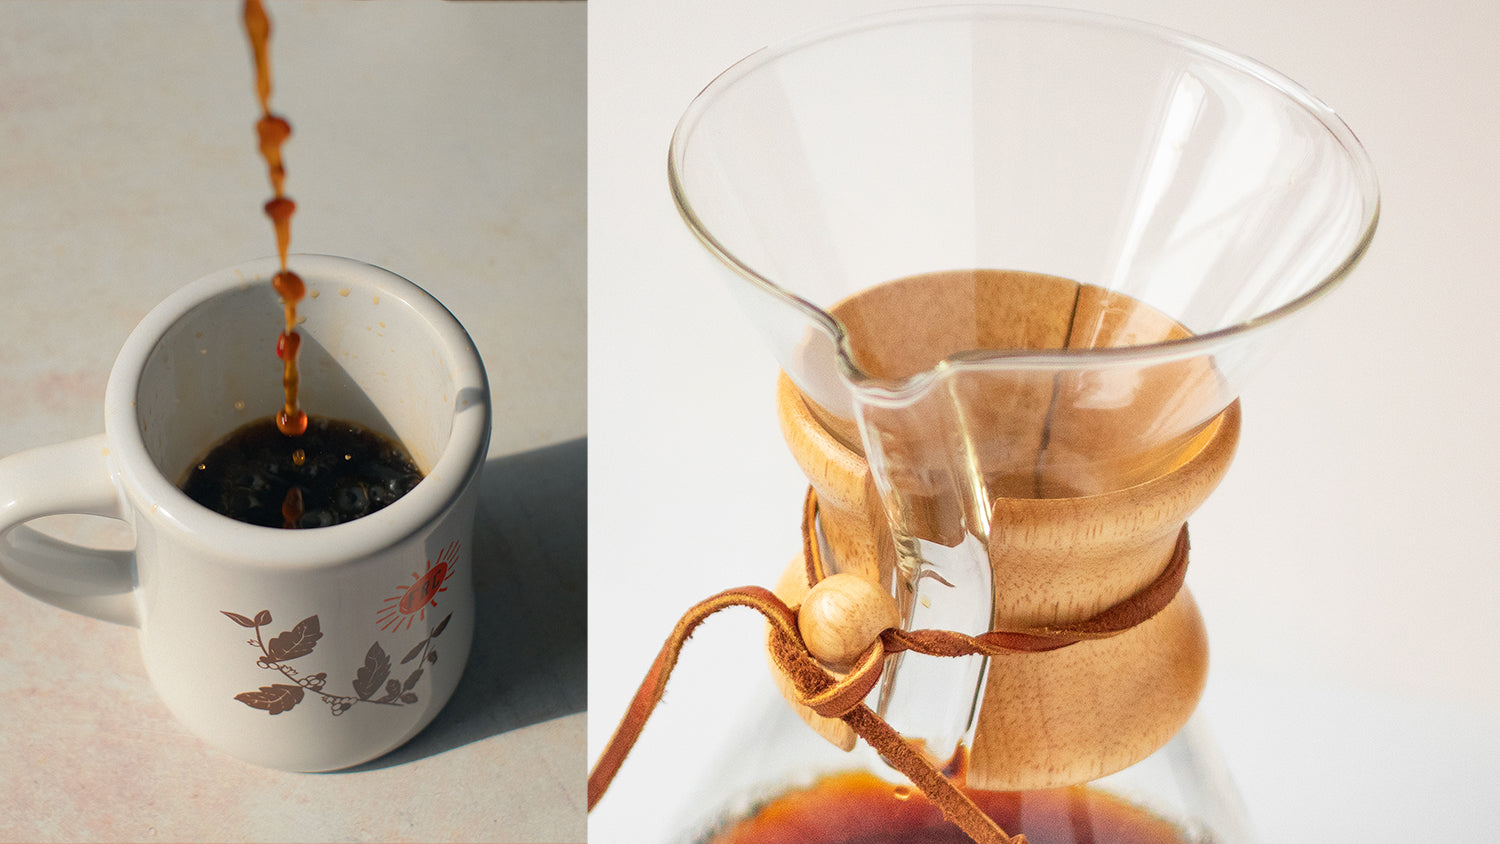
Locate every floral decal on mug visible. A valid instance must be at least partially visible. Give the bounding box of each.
[223,541,461,716]
[223,609,451,716]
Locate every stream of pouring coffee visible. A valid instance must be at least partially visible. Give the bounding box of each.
[244,0,305,438]
[244,0,307,527]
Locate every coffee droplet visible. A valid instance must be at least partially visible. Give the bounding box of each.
[276,407,308,437]
[271,267,304,302]
[256,113,291,148]
[291,448,306,467]
[275,330,300,360]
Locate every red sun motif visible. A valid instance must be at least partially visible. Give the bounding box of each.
[377,540,460,632]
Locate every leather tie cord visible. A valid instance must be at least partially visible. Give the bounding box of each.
[588,488,1192,844]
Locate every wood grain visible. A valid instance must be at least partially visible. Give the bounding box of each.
[768,269,1241,788]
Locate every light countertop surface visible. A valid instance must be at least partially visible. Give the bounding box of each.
[587,1,1500,842]
[0,2,584,841]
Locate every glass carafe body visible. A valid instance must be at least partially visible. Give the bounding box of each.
[598,6,1378,843]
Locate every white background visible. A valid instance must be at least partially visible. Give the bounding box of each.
[588,1,1500,841]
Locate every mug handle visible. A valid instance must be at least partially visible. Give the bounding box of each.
[0,434,139,627]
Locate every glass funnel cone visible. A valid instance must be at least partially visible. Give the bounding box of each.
[668,4,1378,775]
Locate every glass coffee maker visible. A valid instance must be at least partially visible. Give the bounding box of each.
[594,7,1379,843]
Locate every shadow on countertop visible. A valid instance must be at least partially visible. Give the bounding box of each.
[346,436,586,771]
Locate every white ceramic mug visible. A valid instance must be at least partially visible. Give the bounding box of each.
[0,255,490,771]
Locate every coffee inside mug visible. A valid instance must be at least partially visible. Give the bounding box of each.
[134,261,459,511]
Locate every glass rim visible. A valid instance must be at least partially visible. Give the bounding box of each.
[668,3,1381,393]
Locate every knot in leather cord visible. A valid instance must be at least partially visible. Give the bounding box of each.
[769,623,888,719]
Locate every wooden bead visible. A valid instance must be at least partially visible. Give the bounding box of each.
[797,573,900,667]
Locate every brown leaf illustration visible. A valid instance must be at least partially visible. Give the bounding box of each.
[385,678,402,697]
[254,610,273,627]
[403,668,423,691]
[375,677,403,704]
[352,642,391,700]
[235,684,305,715]
[222,611,258,628]
[400,640,427,665]
[431,613,451,638]
[266,615,322,663]
[399,692,418,704]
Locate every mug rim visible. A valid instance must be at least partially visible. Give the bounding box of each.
[104,254,491,569]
